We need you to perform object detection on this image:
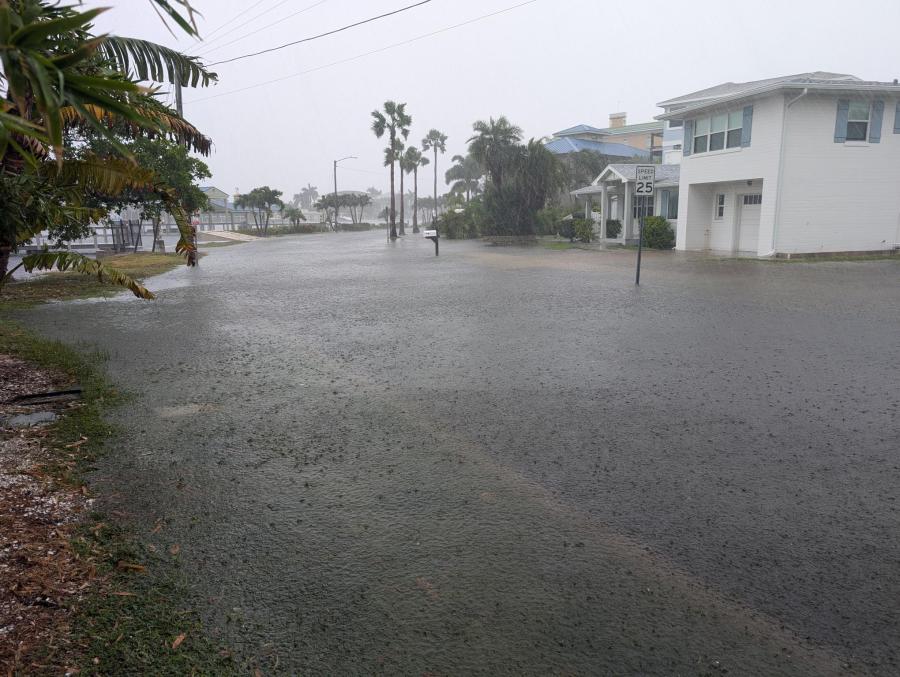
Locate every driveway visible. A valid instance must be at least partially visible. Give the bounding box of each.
[19,233,900,675]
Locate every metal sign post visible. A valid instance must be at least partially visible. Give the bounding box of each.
[634,165,656,285]
[424,228,439,256]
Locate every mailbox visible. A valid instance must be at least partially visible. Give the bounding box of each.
[424,229,439,256]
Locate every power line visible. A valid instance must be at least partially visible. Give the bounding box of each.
[191,0,294,56]
[207,0,434,67]
[188,0,539,104]
[185,0,274,52]
[193,0,330,58]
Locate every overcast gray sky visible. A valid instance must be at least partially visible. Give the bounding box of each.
[88,0,900,199]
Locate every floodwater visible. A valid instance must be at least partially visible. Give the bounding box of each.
[18,233,900,675]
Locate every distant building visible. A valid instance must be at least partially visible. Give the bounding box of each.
[199,186,229,211]
[545,112,663,162]
[657,71,900,256]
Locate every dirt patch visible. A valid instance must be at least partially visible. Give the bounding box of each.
[0,355,93,674]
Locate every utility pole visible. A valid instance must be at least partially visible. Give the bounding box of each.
[333,156,356,231]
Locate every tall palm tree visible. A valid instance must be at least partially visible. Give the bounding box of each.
[371,101,411,239]
[421,129,447,219]
[445,153,483,203]
[468,116,522,189]
[402,147,429,233]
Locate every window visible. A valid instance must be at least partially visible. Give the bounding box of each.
[667,191,679,219]
[692,111,744,154]
[632,195,654,219]
[742,194,762,206]
[669,119,683,128]
[846,101,870,141]
[714,194,725,219]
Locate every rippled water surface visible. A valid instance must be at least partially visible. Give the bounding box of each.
[20,234,900,675]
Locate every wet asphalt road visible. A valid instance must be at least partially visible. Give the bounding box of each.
[17,233,900,675]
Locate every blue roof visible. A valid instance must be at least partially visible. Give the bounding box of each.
[544,137,650,158]
[554,123,607,136]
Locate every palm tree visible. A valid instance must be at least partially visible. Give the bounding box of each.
[371,101,411,239]
[421,129,447,219]
[297,183,318,209]
[468,116,523,189]
[0,0,214,290]
[445,153,483,203]
[402,147,429,233]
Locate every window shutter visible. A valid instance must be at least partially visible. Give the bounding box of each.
[834,100,849,143]
[869,100,884,143]
[682,120,693,156]
[894,102,900,134]
[741,105,753,147]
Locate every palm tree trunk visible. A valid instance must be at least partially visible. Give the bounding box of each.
[433,148,438,218]
[389,160,397,239]
[412,168,419,233]
[399,171,406,236]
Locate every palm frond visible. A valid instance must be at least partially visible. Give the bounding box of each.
[98,36,216,87]
[60,103,212,155]
[12,251,155,299]
[149,0,201,37]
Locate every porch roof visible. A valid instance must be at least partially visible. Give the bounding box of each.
[571,163,680,196]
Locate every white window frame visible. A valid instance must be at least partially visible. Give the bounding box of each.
[714,193,725,220]
[846,101,870,142]
[692,111,743,155]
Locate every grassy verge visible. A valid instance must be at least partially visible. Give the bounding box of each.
[0,323,236,674]
[0,252,189,311]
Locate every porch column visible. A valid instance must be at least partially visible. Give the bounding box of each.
[600,183,608,239]
[584,196,591,220]
[623,180,633,240]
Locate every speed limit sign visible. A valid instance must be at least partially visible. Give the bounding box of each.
[635,165,655,196]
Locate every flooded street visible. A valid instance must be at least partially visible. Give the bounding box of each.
[18,233,900,675]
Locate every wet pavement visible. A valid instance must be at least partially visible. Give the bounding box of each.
[16,233,900,675]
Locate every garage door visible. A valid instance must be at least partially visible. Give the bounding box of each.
[738,194,762,252]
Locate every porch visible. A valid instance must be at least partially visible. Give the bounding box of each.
[572,164,680,244]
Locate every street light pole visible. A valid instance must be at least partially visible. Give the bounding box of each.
[333,155,357,230]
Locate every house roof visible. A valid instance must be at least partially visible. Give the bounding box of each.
[572,163,680,196]
[544,137,650,158]
[200,186,228,196]
[553,120,664,138]
[656,72,900,120]
[656,72,858,107]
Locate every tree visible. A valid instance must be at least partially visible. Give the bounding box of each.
[468,116,523,189]
[282,205,306,227]
[296,183,318,209]
[0,0,214,292]
[371,101,411,239]
[421,129,447,218]
[445,153,483,203]
[86,136,211,251]
[396,140,408,235]
[402,147,429,233]
[235,187,283,236]
[478,137,565,237]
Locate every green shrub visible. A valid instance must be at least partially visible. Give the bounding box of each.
[536,206,565,236]
[605,219,621,239]
[435,201,483,239]
[573,218,593,243]
[641,215,675,249]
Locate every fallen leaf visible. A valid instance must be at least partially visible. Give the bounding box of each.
[110,591,137,597]
[115,561,146,573]
[169,544,181,556]
[171,633,186,649]
[253,669,263,677]
[64,436,88,448]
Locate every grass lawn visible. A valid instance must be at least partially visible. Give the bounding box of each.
[0,252,191,311]
[0,324,238,674]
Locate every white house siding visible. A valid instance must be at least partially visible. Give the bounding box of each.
[776,94,900,253]
[676,95,786,254]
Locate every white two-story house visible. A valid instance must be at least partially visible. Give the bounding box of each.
[657,72,900,256]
